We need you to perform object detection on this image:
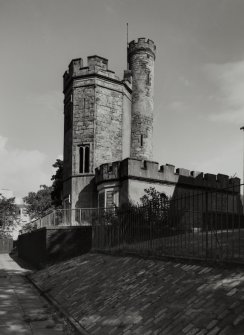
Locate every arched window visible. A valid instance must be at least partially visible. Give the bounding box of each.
[79,145,90,173]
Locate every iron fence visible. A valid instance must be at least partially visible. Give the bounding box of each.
[20,208,110,233]
[21,184,244,263]
[92,185,244,263]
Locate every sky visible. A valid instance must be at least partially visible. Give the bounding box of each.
[0,0,244,199]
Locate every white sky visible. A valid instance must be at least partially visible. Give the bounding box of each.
[0,0,244,198]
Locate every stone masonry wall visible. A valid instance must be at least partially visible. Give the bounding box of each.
[128,38,156,161]
[95,82,123,168]
[72,81,95,174]
[63,96,73,181]
[63,56,131,209]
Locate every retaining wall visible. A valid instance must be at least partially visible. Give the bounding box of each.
[18,226,92,268]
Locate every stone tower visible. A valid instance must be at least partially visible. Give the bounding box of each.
[128,38,156,160]
[62,56,131,209]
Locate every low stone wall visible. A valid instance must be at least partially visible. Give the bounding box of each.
[18,226,92,268]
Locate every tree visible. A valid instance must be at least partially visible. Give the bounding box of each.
[24,185,53,219]
[140,187,170,232]
[140,187,168,209]
[0,195,18,234]
[51,159,63,208]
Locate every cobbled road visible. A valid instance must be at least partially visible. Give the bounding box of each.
[30,253,244,335]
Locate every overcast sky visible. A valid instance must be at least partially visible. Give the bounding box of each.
[0,0,244,199]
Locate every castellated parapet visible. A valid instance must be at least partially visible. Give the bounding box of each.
[128,38,156,161]
[95,158,240,192]
[63,56,121,92]
[128,38,156,60]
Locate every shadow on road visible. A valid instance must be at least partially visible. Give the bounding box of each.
[0,254,64,334]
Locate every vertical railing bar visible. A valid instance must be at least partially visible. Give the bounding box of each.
[192,191,195,257]
[215,190,218,257]
[238,185,241,259]
[232,184,235,260]
[210,191,213,258]
[226,191,229,259]
[220,191,223,259]
[205,191,209,260]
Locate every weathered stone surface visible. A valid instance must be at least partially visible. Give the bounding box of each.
[62,56,131,207]
[128,38,156,161]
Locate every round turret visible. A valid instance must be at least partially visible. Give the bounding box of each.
[128,38,156,160]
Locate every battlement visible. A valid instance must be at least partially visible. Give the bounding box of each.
[95,158,240,191]
[128,38,156,59]
[63,56,120,91]
[87,55,108,70]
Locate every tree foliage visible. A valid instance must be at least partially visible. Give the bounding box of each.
[51,159,63,208]
[140,187,168,209]
[24,185,53,219]
[0,195,18,232]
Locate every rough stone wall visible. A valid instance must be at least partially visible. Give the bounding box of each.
[95,82,123,168]
[72,82,95,174]
[63,55,131,209]
[63,95,73,182]
[122,88,132,159]
[128,38,156,160]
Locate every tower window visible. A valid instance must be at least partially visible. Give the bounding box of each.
[146,73,151,85]
[140,134,144,147]
[79,145,90,173]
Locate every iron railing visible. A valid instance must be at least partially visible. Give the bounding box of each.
[92,185,244,263]
[20,207,112,233]
[21,184,244,262]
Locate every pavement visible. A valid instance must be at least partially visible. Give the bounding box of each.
[30,252,244,335]
[0,253,66,335]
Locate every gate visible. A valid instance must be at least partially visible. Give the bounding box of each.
[0,238,13,254]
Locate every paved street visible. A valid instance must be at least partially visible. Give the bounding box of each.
[31,253,244,335]
[0,254,64,334]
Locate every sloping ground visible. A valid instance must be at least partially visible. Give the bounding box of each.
[30,253,244,335]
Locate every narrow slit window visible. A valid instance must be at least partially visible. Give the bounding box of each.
[85,146,90,173]
[79,145,90,174]
[147,73,151,85]
[140,134,143,147]
[79,147,84,173]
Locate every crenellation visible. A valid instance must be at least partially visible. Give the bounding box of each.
[128,38,156,60]
[95,158,241,193]
[191,171,202,178]
[176,168,190,177]
[229,177,240,186]
[217,174,229,184]
[63,56,123,92]
[87,55,108,70]
[204,173,216,183]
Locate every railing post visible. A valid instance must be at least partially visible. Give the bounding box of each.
[205,191,209,259]
[150,206,152,250]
